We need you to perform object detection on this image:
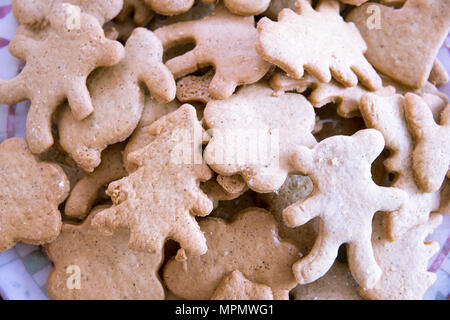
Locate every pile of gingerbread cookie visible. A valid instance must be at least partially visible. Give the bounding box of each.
[0,0,449,300]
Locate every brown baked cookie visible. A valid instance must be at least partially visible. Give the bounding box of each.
[91,105,214,256]
[64,143,127,220]
[211,270,274,300]
[46,206,164,300]
[154,3,271,99]
[0,138,69,252]
[346,0,450,89]
[404,93,450,193]
[360,93,441,240]
[204,83,317,193]
[12,0,124,26]
[359,213,442,300]
[257,0,381,90]
[163,208,300,300]
[0,3,125,154]
[57,27,175,172]
[283,129,406,289]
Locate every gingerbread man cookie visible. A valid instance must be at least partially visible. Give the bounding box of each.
[283,129,406,289]
[0,3,125,154]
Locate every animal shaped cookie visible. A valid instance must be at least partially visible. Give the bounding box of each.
[163,208,300,300]
[204,83,317,193]
[404,93,450,193]
[91,105,214,256]
[283,129,406,289]
[154,4,271,99]
[0,3,125,154]
[360,93,441,239]
[0,138,69,252]
[257,0,381,90]
[346,0,450,89]
[46,206,164,300]
[57,27,175,172]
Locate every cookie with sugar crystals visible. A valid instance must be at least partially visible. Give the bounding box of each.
[0,138,69,252]
[257,0,382,90]
[46,206,164,300]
